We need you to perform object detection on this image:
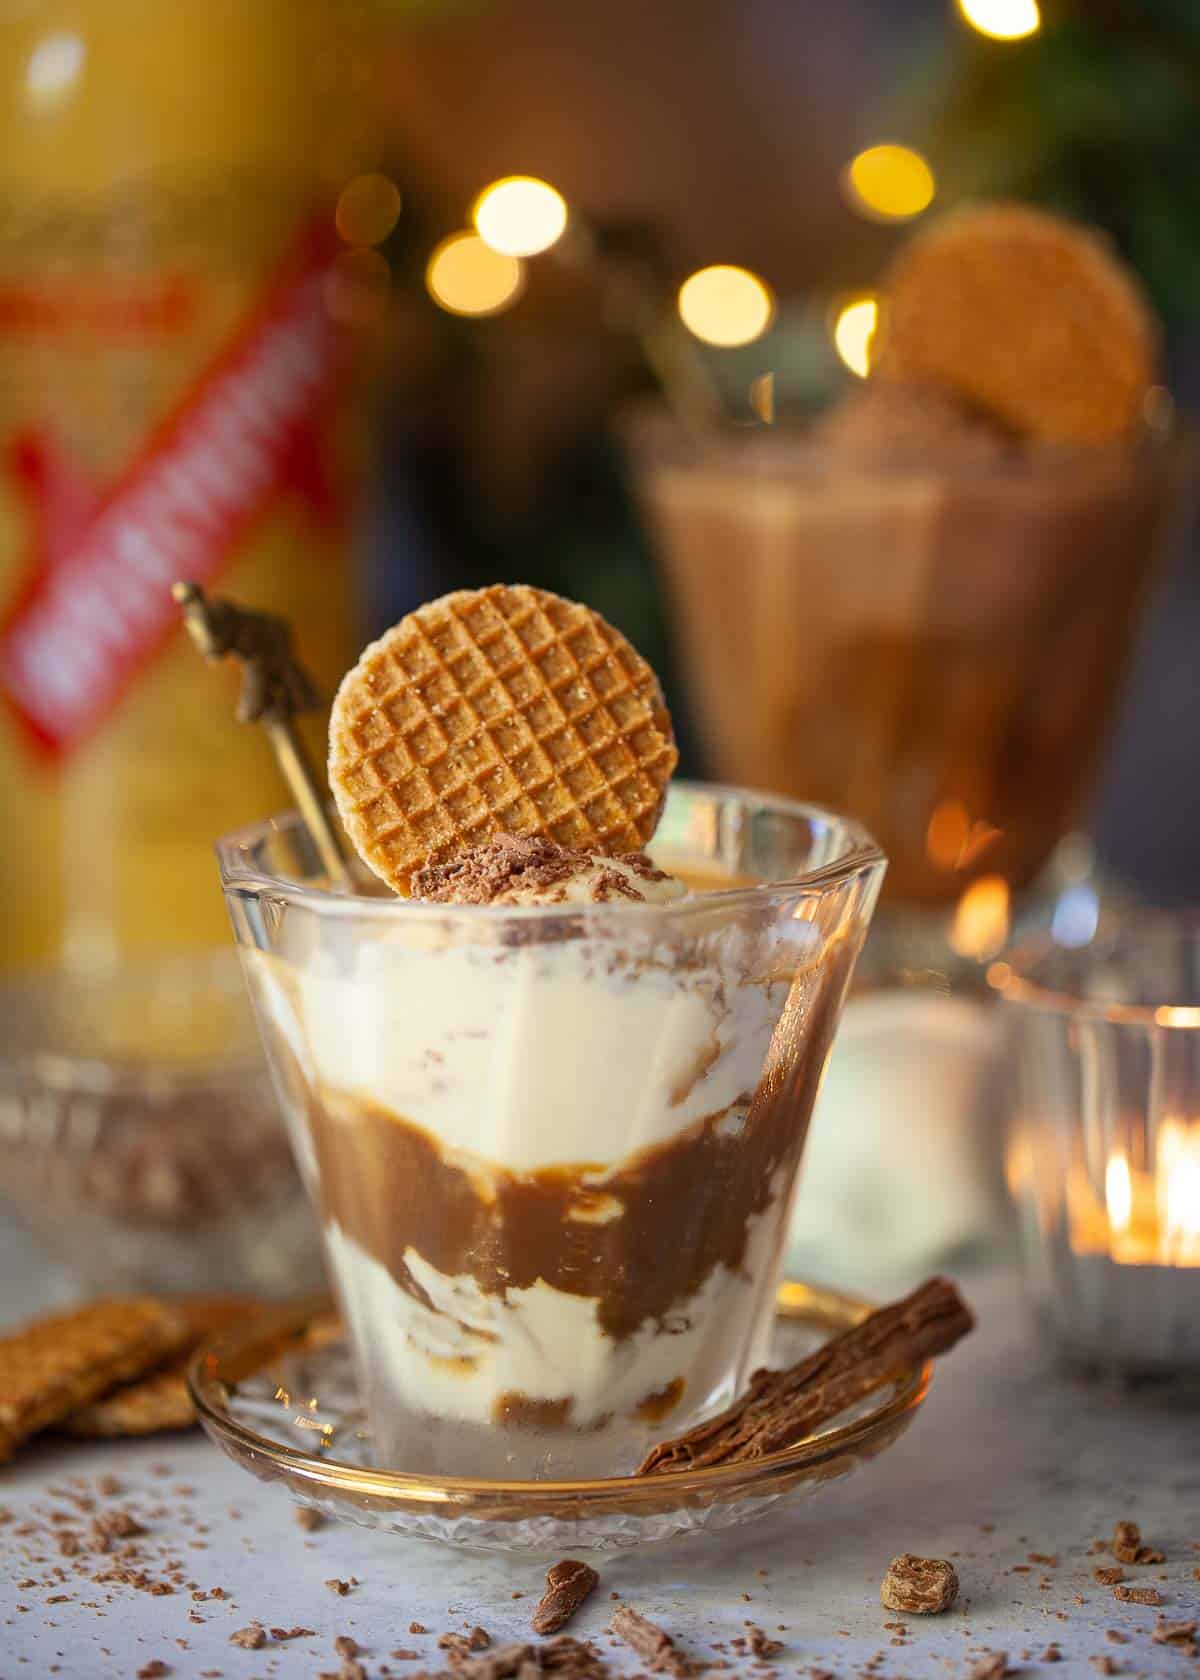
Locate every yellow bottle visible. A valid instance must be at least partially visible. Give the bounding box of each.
[0,0,364,974]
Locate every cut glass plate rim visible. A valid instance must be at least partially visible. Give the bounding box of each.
[188,1278,931,1513]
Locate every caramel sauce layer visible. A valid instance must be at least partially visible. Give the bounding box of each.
[305,940,857,1345]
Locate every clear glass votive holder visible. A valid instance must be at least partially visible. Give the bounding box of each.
[991,916,1200,1373]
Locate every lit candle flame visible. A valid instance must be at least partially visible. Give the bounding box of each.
[949,873,1010,961]
[1105,1152,1133,1233]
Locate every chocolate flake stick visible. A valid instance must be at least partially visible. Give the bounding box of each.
[172,580,350,886]
[637,1276,974,1476]
[610,1608,691,1677]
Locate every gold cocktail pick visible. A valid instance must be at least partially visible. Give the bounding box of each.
[172,580,351,887]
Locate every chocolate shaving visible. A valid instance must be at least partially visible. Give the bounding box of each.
[1112,1584,1163,1606]
[638,1276,974,1474]
[532,1562,600,1636]
[1153,1618,1198,1646]
[610,1607,691,1677]
[966,1658,1008,1680]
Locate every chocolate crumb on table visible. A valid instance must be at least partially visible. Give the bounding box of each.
[966,1657,1008,1680]
[228,1621,267,1648]
[294,1505,325,1532]
[136,1665,170,1679]
[410,1622,428,1635]
[1111,1519,1165,1565]
[746,1625,782,1659]
[1153,1617,1199,1647]
[1112,1583,1163,1606]
[326,1577,352,1595]
[880,1554,960,1614]
[335,1636,360,1658]
[532,1561,600,1635]
[1094,1566,1125,1585]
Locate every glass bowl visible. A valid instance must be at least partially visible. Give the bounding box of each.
[189,1279,931,1554]
[0,950,324,1297]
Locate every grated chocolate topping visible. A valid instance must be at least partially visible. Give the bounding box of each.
[411,835,672,906]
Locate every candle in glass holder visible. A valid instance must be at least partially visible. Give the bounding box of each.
[994,920,1200,1375]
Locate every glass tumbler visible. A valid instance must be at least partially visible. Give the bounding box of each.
[218,782,884,1478]
[993,916,1200,1373]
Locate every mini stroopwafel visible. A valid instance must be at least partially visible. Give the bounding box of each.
[878,202,1161,443]
[329,585,678,895]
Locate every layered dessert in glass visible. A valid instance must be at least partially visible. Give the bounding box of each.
[627,204,1188,909]
[218,586,883,1478]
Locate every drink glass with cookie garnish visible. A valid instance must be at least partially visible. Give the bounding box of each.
[218,586,884,1478]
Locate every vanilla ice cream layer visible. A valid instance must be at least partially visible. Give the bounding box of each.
[326,1172,785,1434]
[248,923,809,1173]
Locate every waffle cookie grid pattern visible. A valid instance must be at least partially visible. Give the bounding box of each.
[330,586,678,893]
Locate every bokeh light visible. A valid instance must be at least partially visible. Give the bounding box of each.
[426,231,524,317]
[336,173,403,247]
[472,177,568,258]
[956,0,1040,40]
[844,144,935,222]
[324,247,391,326]
[749,371,775,424]
[677,266,775,348]
[26,32,85,107]
[831,295,879,378]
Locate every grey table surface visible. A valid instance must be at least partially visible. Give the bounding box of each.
[0,1220,1196,1680]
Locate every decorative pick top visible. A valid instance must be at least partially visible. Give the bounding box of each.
[328,585,679,896]
[172,581,323,725]
[172,580,350,886]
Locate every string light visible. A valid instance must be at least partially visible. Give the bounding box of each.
[956,0,1040,41]
[678,266,775,348]
[831,295,879,378]
[336,174,402,247]
[844,144,935,222]
[749,371,775,424]
[425,231,524,317]
[472,176,567,258]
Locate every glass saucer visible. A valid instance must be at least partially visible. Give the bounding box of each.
[189,1280,930,1554]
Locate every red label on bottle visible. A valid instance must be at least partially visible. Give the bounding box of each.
[0,220,342,757]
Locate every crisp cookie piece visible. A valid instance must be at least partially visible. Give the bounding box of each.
[880,1553,959,1614]
[62,1297,260,1439]
[878,202,1161,443]
[0,1298,188,1462]
[329,585,678,895]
